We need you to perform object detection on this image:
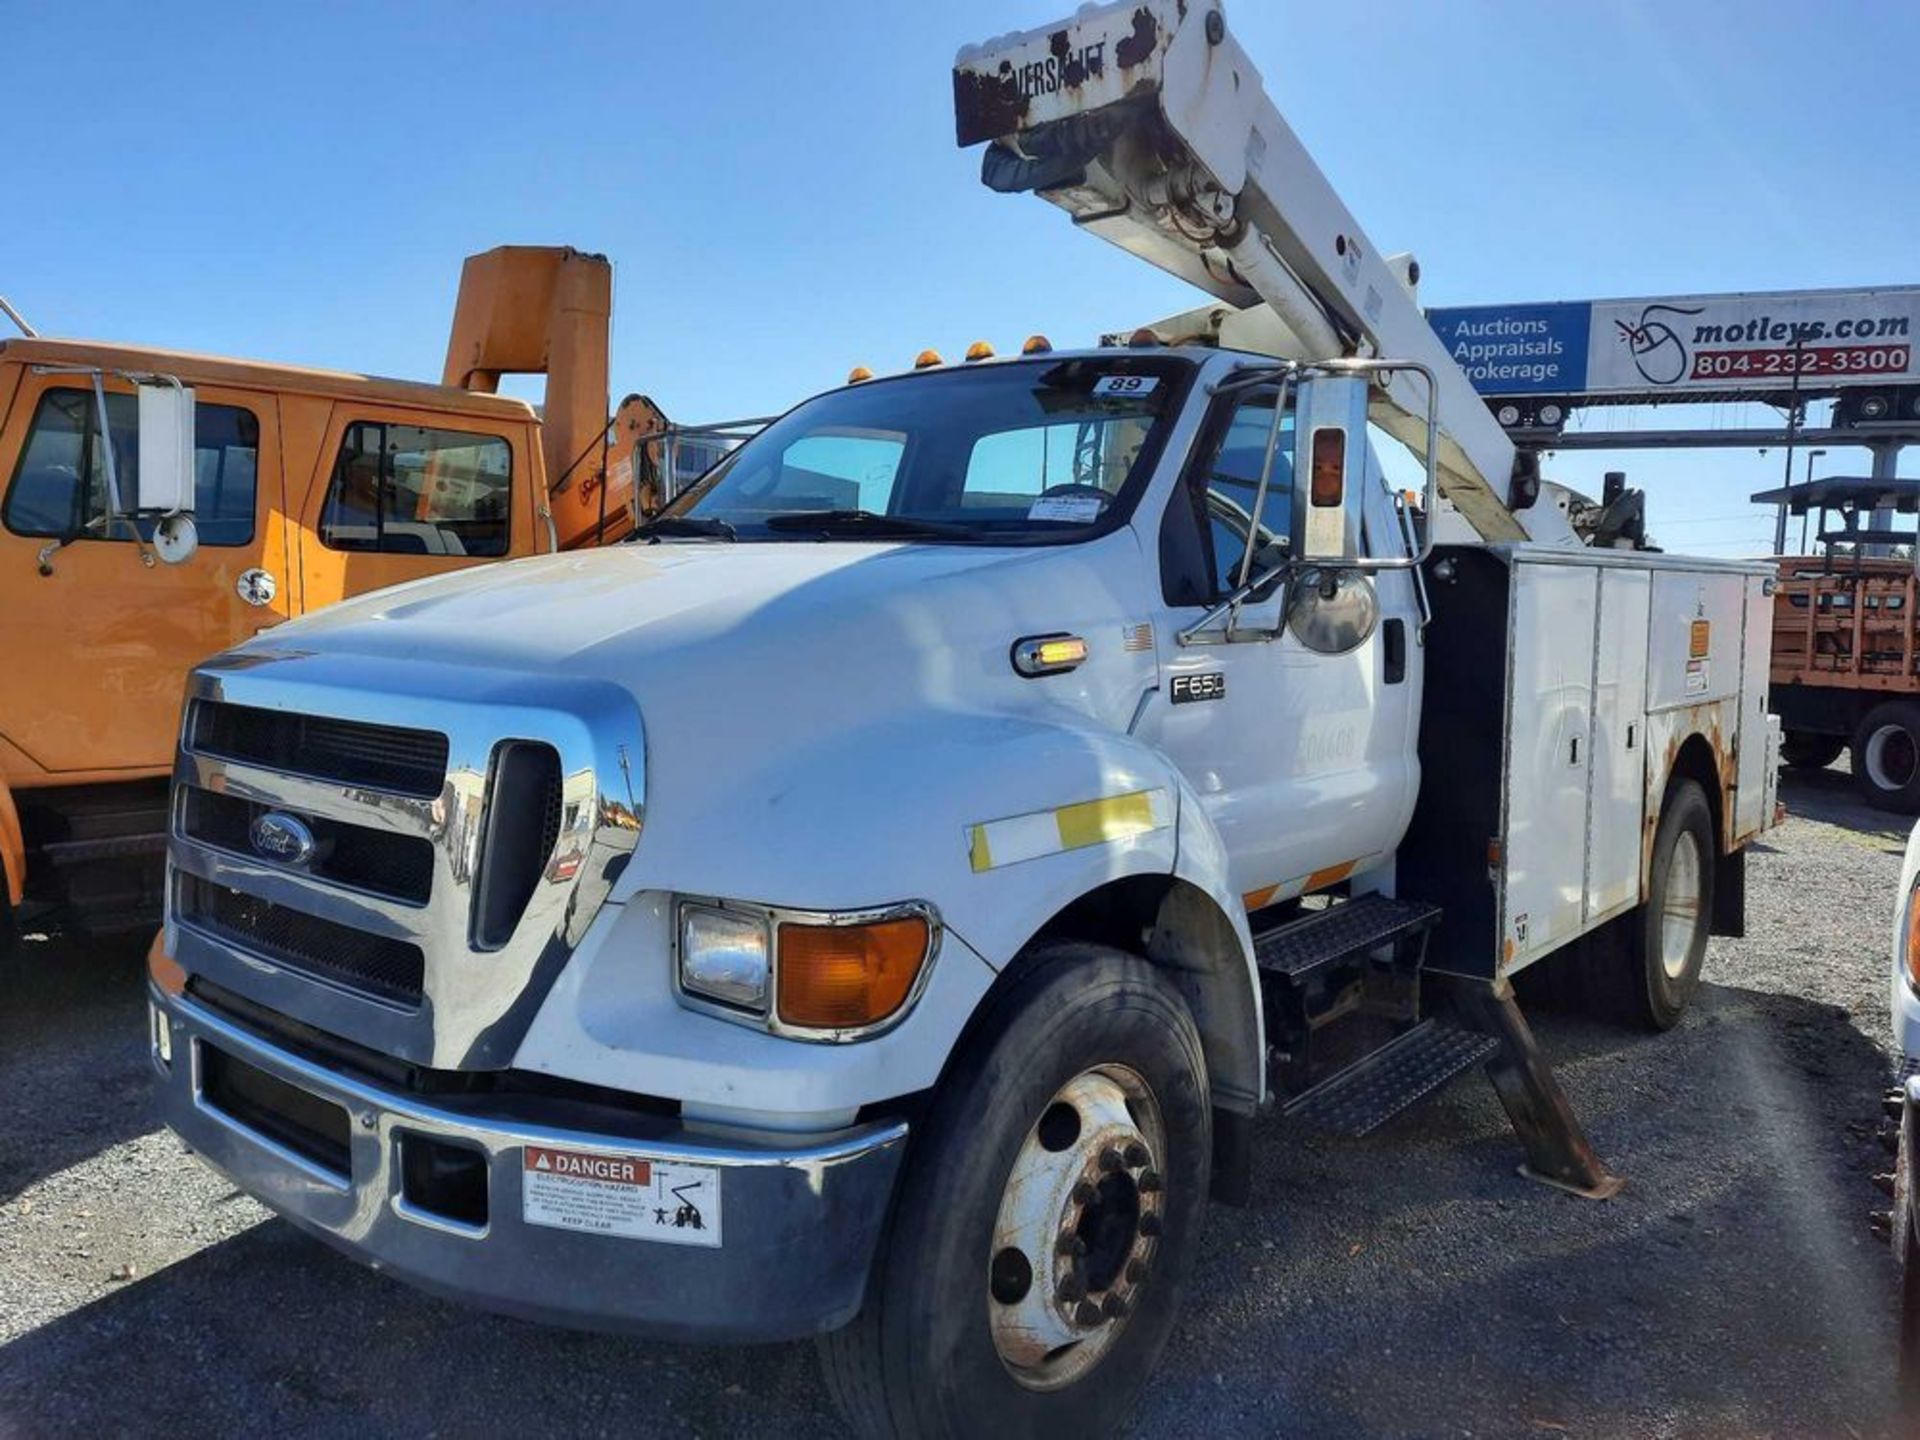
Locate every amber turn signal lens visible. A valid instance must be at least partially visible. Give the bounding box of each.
[1310,426,1346,508]
[778,916,930,1029]
[1905,879,1920,991]
[147,930,186,997]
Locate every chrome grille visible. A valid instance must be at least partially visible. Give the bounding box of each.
[178,784,434,905]
[176,872,425,1007]
[167,651,645,1069]
[189,699,448,797]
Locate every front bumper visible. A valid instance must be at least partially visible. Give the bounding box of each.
[150,987,908,1342]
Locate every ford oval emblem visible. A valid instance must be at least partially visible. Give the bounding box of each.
[249,811,316,866]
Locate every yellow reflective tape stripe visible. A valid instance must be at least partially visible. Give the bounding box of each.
[968,789,1171,873]
[1054,791,1158,851]
[969,824,994,874]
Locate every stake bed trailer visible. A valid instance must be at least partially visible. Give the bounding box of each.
[148,3,1779,1432]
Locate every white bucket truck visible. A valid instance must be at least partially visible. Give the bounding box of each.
[149,3,1779,1432]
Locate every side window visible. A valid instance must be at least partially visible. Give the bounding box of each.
[1161,391,1293,604]
[2,387,260,546]
[320,421,512,557]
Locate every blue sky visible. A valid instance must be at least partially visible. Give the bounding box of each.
[6,0,1917,555]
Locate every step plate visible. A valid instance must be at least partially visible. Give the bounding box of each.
[1253,893,1442,980]
[1283,1019,1500,1138]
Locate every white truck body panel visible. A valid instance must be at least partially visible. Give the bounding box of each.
[1587,568,1652,922]
[1493,549,1774,976]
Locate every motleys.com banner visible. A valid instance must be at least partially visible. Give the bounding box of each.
[1428,288,1920,397]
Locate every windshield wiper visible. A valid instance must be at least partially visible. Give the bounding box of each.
[630,515,737,542]
[762,509,973,540]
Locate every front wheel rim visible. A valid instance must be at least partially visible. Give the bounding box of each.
[1659,829,1704,980]
[986,1064,1166,1391]
[1866,723,1919,793]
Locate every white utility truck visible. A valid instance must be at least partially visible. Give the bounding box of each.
[149,4,1780,1433]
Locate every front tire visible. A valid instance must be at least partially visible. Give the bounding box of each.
[1853,701,1920,813]
[1615,780,1715,1031]
[819,943,1211,1439]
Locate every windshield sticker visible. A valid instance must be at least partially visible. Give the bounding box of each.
[1027,495,1107,523]
[1092,374,1159,398]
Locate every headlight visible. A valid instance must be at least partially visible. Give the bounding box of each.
[678,904,771,1012]
[674,898,938,1039]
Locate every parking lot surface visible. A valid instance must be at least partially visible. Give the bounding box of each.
[0,767,1907,1438]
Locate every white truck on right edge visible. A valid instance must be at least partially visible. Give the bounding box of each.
[147,4,1780,1434]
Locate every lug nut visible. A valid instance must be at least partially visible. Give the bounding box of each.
[1071,1180,1096,1204]
[1885,1094,1904,1121]
[1138,1169,1163,1193]
[1139,1213,1163,1237]
[1103,1293,1129,1319]
[1875,1172,1898,1197]
[1059,1272,1086,1303]
[1871,1209,1894,1241]
[1057,1233,1088,1257]
[1098,1146,1123,1173]
[1126,1258,1148,1283]
[1883,1125,1902,1154]
[1124,1142,1149,1168]
[1074,1301,1104,1327]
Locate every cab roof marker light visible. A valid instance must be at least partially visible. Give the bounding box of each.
[965,340,995,361]
[847,365,874,384]
[1011,633,1089,677]
[1022,334,1052,355]
[914,349,944,369]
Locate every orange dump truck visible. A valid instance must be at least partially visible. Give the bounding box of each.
[0,247,669,943]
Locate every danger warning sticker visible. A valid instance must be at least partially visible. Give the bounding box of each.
[522,1145,722,1248]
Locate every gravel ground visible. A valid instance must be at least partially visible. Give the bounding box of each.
[0,764,1910,1439]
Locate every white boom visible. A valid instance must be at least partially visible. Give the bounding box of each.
[954,0,1528,543]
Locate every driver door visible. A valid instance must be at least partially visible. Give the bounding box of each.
[1136,384,1403,909]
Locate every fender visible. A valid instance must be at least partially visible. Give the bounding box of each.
[523,711,1264,1122]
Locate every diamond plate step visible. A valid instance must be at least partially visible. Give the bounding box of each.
[1252,893,1442,981]
[1282,1018,1500,1137]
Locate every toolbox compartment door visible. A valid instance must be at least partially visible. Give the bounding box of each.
[1501,562,1599,972]
[1585,567,1651,921]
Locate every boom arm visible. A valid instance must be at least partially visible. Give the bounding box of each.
[954,0,1527,542]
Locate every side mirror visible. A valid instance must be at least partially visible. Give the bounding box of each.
[135,383,196,515]
[1292,373,1368,566]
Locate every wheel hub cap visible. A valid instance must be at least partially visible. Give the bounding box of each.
[987,1065,1165,1389]
[1660,829,1704,980]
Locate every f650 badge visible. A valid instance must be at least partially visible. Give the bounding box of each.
[1170,672,1226,705]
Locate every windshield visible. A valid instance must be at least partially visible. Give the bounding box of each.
[659,356,1191,542]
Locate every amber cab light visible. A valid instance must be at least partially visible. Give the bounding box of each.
[1310,427,1346,508]
[778,915,931,1030]
[1906,878,1920,992]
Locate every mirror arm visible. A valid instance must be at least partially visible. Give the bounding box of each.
[1176,558,1292,647]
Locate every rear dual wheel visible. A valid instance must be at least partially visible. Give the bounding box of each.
[1854,702,1920,813]
[1612,780,1714,1031]
[819,944,1210,1438]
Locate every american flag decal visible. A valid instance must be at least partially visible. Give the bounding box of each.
[1122,622,1154,653]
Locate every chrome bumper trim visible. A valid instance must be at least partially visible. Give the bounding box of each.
[153,988,908,1342]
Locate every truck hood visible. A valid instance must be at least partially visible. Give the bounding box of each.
[261,540,1114,675]
[240,538,1162,909]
